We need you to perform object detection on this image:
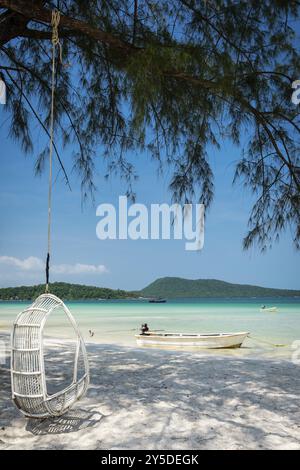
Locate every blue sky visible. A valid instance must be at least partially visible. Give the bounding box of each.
[0,107,299,291]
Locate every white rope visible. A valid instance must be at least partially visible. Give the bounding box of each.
[248,335,286,348]
[46,10,61,294]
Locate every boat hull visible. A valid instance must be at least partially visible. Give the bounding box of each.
[135,332,249,349]
[260,307,277,312]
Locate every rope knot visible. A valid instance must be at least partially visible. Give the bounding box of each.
[51,9,61,46]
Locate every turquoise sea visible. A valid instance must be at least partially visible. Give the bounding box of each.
[1,297,300,357]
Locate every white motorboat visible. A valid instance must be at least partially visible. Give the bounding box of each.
[260,306,278,312]
[135,331,249,349]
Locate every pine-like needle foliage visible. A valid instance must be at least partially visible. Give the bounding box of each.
[0,0,300,250]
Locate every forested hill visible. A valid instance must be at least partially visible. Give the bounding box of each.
[1,278,299,301]
[140,277,300,298]
[0,282,139,301]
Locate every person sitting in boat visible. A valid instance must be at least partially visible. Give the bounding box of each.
[140,323,149,335]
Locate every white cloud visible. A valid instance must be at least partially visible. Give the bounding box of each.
[0,256,108,277]
[52,263,108,275]
[0,256,44,271]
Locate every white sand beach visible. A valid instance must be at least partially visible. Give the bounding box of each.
[0,333,300,450]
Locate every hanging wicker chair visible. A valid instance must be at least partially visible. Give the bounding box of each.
[11,293,89,418]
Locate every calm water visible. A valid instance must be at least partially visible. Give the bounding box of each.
[1,297,300,357]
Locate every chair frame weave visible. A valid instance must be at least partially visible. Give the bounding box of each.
[11,293,89,418]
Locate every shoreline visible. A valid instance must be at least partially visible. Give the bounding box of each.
[1,296,300,302]
[0,330,295,360]
[1,333,300,449]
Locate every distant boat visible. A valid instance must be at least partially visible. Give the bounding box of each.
[135,331,249,349]
[148,298,166,303]
[260,306,278,312]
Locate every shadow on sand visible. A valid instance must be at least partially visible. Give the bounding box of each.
[26,409,104,435]
[0,336,300,449]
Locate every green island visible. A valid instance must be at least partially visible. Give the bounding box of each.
[0,277,299,301]
[0,282,139,301]
[140,277,300,299]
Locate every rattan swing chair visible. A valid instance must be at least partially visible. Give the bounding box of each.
[11,10,89,418]
[11,294,89,418]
